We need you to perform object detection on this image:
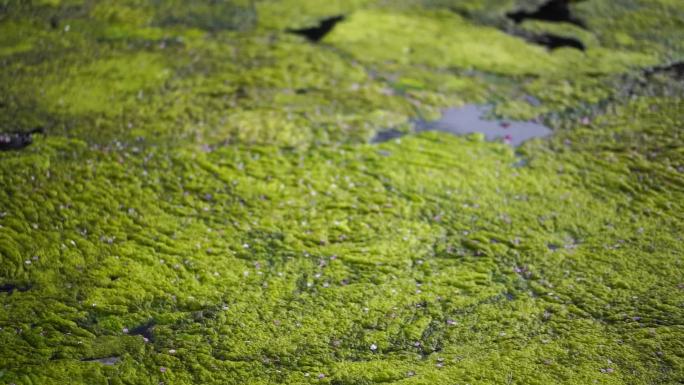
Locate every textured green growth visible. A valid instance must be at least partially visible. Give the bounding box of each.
[256,0,373,30]
[0,1,683,384]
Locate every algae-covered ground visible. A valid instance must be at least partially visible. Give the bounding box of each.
[1,1,683,384]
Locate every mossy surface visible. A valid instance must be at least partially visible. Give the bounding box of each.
[1,1,683,384]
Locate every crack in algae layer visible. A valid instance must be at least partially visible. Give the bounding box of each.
[1,0,683,384]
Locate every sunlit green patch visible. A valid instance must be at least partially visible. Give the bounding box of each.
[255,0,374,30]
[36,52,171,116]
[326,9,555,75]
[326,9,656,77]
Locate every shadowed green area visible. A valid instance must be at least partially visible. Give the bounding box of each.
[1,1,683,384]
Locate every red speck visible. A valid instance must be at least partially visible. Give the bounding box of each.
[504,135,513,143]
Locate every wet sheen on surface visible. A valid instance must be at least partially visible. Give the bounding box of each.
[374,105,553,146]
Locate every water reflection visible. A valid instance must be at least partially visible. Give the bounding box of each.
[373,104,552,147]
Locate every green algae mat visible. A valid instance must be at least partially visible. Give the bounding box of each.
[1,1,683,384]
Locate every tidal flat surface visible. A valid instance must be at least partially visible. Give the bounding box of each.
[0,1,683,384]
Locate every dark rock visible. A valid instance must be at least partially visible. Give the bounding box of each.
[288,15,345,42]
[0,127,43,151]
[507,0,586,28]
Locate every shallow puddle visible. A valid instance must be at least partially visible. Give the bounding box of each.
[374,104,552,147]
[82,357,120,366]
